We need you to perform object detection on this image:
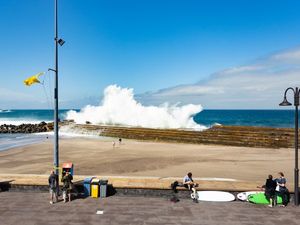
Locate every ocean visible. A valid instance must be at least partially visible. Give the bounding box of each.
[193,109,295,128]
[0,109,296,128]
[0,109,296,151]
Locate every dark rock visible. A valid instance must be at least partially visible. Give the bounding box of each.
[0,121,53,134]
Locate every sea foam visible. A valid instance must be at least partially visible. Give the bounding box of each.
[66,85,206,130]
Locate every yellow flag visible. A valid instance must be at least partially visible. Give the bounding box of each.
[24,72,45,86]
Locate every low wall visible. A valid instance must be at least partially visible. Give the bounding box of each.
[0,174,269,192]
[61,123,299,148]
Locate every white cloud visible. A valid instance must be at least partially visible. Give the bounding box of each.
[153,85,224,97]
[271,47,300,62]
[222,65,265,75]
[139,47,300,109]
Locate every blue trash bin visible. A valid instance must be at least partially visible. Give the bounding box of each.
[83,177,95,197]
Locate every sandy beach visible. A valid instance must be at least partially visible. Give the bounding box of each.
[0,137,294,185]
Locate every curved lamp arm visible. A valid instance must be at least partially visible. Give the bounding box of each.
[284,87,295,97]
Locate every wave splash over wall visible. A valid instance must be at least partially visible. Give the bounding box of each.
[66,85,206,130]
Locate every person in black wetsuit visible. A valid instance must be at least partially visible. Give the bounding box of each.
[264,174,277,207]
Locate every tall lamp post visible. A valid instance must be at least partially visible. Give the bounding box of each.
[49,0,65,195]
[279,87,299,206]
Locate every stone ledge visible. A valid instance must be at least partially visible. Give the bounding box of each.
[0,174,270,192]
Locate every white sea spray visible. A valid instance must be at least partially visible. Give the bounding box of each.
[66,85,206,130]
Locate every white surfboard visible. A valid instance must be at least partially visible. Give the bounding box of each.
[237,191,263,201]
[193,191,235,202]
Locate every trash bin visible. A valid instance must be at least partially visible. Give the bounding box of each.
[99,180,108,198]
[91,178,100,198]
[83,177,95,197]
[62,162,74,176]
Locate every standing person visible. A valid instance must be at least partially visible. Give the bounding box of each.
[183,172,199,203]
[119,138,122,146]
[264,175,277,207]
[48,170,58,204]
[275,172,289,207]
[61,171,73,203]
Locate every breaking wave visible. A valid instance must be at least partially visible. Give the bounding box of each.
[66,85,206,130]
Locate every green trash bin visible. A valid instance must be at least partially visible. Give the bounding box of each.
[99,180,108,198]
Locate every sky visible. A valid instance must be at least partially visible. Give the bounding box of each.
[0,0,300,109]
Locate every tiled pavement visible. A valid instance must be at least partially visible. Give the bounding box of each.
[0,192,300,225]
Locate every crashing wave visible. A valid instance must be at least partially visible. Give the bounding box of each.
[66,85,206,130]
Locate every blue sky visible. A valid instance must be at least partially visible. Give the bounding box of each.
[0,0,300,109]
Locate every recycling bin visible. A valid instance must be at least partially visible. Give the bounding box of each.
[83,177,95,197]
[99,180,108,198]
[62,162,74,176]
[91,178,100,198]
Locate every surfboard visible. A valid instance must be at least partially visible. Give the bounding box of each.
[237,191,263,201]
[193,191,235,202]
[248,192,283,205]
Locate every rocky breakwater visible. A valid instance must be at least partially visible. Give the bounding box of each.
[0,122,52,133]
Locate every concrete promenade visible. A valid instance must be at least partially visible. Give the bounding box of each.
[1,174,299,224]
[1,192,300,225]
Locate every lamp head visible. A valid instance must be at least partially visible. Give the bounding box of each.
[279,97,292,106]
[58,39,65,46]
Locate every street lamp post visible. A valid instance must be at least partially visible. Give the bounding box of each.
[279,87,299,206]
[49,0,65,195]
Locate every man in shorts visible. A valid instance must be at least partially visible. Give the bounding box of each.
[48,170,58,204]
[183,172,199,203]
[61,171,73,202]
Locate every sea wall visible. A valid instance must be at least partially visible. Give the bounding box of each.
[62,123,298,149]
[1,121,298,148]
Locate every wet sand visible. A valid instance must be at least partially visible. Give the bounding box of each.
[0,137,295,184]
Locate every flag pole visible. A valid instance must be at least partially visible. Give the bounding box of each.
[54,0,59,195]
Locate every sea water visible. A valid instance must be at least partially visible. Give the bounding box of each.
[0,109,295,128]
[193,109,295,128]
[0,109,296,151]
[0,109,73,125]
[0,133,48,152]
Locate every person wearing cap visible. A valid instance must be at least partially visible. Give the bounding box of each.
[183,172,199,203]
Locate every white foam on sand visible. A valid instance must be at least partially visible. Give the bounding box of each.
[66,85,206,130]
[33,129,110,140]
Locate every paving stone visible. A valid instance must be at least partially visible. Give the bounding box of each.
[0,192,300,225]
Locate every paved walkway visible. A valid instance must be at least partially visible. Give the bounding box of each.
[0,192,300,225]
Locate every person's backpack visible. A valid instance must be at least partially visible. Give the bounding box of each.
[171,181,179,193]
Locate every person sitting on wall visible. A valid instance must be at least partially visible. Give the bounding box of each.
[183,172,199,203]
[263,174,277,207]
[275,172,290,207]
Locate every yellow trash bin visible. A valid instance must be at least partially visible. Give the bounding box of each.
[91,178,100,198]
